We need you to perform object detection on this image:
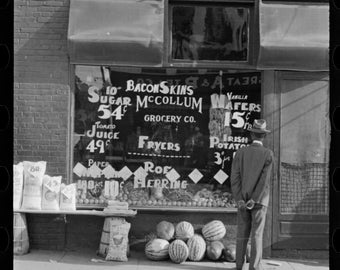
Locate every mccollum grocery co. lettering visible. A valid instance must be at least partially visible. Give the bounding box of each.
[126,80,202,113]
[136,95,202,113]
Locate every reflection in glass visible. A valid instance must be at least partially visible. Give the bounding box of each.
[171,5,249,61]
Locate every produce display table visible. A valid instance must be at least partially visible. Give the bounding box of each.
[13,209,137,257]
[14,209,137,217]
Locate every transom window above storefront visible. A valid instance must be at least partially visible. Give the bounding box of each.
[68,0,257,68]
[169,1,252,64]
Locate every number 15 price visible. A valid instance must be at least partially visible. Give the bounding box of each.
[224,111,248,128]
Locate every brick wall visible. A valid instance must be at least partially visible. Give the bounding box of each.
[26,212,237,252]
[14,0,70,179]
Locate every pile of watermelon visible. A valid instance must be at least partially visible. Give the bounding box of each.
[144,219,244,264]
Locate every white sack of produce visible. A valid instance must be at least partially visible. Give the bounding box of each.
[60,183,77,211]
[21,161,47,210]
[105,220,131,262]
[41,175,62,210]
[13,162,24,210]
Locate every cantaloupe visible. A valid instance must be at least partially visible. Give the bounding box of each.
[156,221,175,241]
[206,240,224,260]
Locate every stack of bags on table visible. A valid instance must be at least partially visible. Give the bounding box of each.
[13,161,77,212]
[103,200,129,214]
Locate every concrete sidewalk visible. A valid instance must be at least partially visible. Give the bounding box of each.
[14,249,329,270]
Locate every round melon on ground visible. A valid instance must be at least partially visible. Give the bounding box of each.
[222,243,236,262]
[145,238,170,261]
[156,221,175,241]
[175,221,194,241]
[206,240,225,261]
[202,220,226,241]
[168,239,189,264]
[187,234,206,261]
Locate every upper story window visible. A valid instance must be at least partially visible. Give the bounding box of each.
[169,1,253,65]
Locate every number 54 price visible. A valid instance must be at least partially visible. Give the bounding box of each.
[98,104,128,120]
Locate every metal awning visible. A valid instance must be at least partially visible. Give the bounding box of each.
[257,1,329,71]
[67,0,164,66]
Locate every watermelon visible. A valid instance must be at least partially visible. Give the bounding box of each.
[202,220,226,241]
[175,221,194,241]
[187,234,206,261]
[223,244,236,262]
[145,238,169,261]
[206,241,224,260]
[168,239,189,264]
[156,221,175,241]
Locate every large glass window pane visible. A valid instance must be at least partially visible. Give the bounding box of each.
[171,5,249,61]
[72,66,261,209]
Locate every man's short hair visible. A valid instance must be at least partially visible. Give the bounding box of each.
[251,132,266,139]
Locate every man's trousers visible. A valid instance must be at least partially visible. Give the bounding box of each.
[235,204,267,270]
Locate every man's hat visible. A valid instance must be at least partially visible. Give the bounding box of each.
[249,119,271,133]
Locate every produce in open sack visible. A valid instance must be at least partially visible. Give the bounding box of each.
[156,221,175,241]
[21,161,46,210]
[42,175,62,210]
[206,240,224,260]
[145,238,169,261]
[13,163,24,210]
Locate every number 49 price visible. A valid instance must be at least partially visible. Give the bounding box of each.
[86,139,108,154]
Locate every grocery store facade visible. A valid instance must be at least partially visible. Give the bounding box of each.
[14,0,329,257]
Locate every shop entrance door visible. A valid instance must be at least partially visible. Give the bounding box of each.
[272,72,329,250]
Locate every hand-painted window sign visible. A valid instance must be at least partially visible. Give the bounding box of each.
[73,66,261,208]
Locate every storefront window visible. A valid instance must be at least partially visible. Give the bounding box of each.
[170,4,250,62]
[72,66,261,209]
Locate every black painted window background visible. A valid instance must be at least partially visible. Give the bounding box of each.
[72,66,261,209]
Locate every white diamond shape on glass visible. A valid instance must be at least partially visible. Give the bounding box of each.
[188,169,203,184]
[73,162,87,177]
[119,166,133,181]
[88,163,102,178]
[214,170,229,184]
[102,164,118,179]
[134,167,147,180]
[166,168,180,182]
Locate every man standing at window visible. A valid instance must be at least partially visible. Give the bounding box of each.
[231,119,274,270]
